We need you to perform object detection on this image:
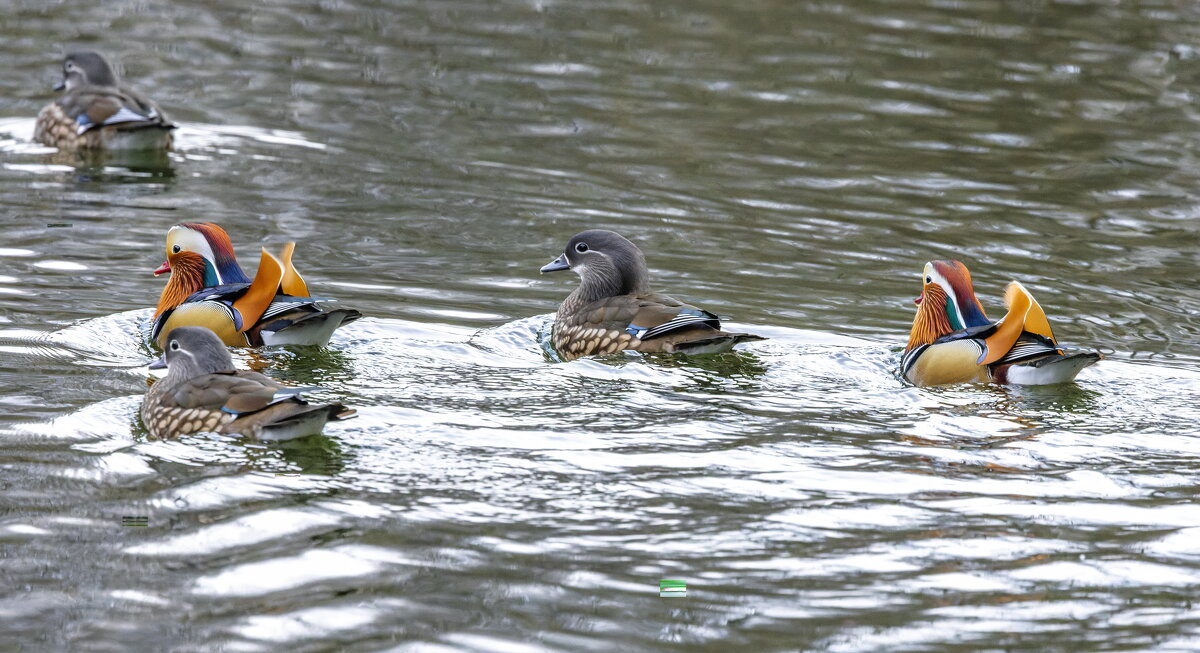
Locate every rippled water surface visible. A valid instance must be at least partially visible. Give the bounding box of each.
[3,0,1200,650]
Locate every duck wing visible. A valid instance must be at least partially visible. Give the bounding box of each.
[979,281,1060,365]
[571,292,720,340]
[171,370,296,415]
[59,86,172,134]
[554,291,756,360]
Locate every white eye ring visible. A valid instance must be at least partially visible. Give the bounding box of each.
[169,341,180,351]
[575,242,588,253]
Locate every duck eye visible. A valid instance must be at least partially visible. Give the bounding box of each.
[925,276,932,284]
[169,340,180,351]
[575,242,589,253]
[172,244,181,254]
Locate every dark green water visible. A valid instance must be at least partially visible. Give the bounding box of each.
[2,0,1200,651]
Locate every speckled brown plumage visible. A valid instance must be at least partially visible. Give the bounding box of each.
[142,398,236,438]
[34,102,174,151]
[142,327,355,440]
[541,230,765,361]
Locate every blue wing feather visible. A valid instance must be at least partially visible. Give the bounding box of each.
[75,106,155,135]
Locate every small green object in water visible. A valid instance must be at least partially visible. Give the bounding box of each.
[659,579,686,597]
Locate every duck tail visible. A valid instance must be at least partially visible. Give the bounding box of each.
[256,402,355,441]
[998,351,1101,385]
[673,332,766,355]
[253,307,363,347]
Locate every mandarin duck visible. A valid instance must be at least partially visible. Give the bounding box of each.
[540,229,765,361]
[152,222,361,348]
[34,51,175,152]
[142,326,355,440]
[902,260,1100,386]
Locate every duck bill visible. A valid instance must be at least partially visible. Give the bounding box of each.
[153,260,171,276]
[914,290,924,305]
[539,254,570,274]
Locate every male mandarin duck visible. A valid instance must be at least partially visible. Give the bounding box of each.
[34,51,175,152]
[540,229,765,361]
[902,260,1100,386]
[152,222,361,348]
[142,326,355,440]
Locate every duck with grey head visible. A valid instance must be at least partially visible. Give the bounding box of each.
[540,229,765,361]
[142,326,355,440]
[34,50,175,152]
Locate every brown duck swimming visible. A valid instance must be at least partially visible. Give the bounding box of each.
[540,229,765,361]
[142,326,355,440]
[34,50,175,152]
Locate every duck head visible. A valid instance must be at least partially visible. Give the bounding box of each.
[161,326,235,379]
[906,259,990,350]
[540,229,650,304]
[154,223,251,317]
[54,51,119,92]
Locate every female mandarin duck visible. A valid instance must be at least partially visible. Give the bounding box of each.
[142,326,355,440]
[540,229,764,361]
[152,222,361,348]
[902,260,1100,386]
[34,51,175,152]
